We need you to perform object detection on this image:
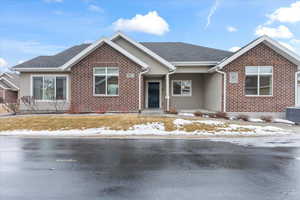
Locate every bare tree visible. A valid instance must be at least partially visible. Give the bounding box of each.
[20,96,38,113]
[49,97,67,113]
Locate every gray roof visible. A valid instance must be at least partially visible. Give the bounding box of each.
[141,42,233,62]
[13,42,233,69]
[0,73,20,90]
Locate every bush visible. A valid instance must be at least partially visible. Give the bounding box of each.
[215,112,228,119]
[166,108,178,115]
[260,115,273,123]
[237,114,249,121]
[208,113,216,118]
[194,111,204,117]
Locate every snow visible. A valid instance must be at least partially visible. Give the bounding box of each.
[178,113,195,117]
[248,118,264,123]
[0,118,294,137]
[273,118,295,125]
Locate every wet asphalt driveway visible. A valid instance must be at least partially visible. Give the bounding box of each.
[1,137,300,200]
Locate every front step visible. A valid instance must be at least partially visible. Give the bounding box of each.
[141,109,164,115]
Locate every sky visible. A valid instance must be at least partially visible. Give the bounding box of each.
[1,0,300,72]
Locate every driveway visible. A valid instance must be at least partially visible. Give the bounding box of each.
[1,137,300,200]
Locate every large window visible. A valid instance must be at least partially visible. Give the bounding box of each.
[245,66,273,96]
[32,75,67,100]
[172,80,192,96]
[94,67,119,96]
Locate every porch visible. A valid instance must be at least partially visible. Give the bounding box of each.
[142,72,223,113]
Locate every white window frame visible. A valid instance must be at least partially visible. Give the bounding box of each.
[30,74,69,102]
[93,67,119,96]
[171,80,192,97]
[245,66,273,97]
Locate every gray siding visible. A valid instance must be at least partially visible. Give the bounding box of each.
[19,72,71,111]
[113,37,169,75]
[169,74,205,110]
[203,73,222,111]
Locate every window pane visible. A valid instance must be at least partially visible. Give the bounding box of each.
[245,75,258,95]
[95,76,106,95]
[182,81,191,96]
[107,68,119,75]
[56,77,67,100]
[245,66,258,74]
[260,66,272,74]
[259,75,272,95]
[43,76,55,100]
[107,76,118,95]
[33,77,43,100]
[173,81,181,95]
[94,68,106,75]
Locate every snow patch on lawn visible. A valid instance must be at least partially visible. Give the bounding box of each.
[273,118,295,125]
[173,119,224,127]
[178,113,195,117]
[248,118,264,123]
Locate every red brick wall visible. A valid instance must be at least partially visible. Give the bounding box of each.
[0,89,4,103]
[71,43,143,113]
[0,89,18,103]
[223,43,297,112]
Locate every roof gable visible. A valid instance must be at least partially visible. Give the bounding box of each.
[111,32,175,70]
[210,35,300,71]
[60,38,149,70]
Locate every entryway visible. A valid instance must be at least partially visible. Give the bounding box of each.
[146,81,161,109]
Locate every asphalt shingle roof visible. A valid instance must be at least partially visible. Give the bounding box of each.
[13,42,233,69]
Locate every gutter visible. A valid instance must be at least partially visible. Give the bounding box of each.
[215,68,227,112]
[139,68,149,111]
[295,70,300,106]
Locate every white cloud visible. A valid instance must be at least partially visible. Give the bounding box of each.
[229,46,241,52]
[0,58,8,68]
[290,39,300,44]
[88,5,104,13]
[255,25,293,39]
[44,0,63,3]
[18,60,25,64]
[279,41,296,52]
[206,0,221,29]
[113,11,169,36]
[227,26,237,32]
[267,1,300,24]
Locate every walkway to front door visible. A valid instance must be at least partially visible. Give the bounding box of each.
[147,81,160,109]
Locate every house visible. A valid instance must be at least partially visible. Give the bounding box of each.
[0,73,20,103]
[12,32,300,118]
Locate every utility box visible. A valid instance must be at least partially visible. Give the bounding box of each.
[286,107,300,123]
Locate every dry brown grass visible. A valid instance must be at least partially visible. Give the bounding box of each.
[0,114,177,132]
[0,114,256,133]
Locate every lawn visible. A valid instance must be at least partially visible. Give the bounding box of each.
[0,114,227,132]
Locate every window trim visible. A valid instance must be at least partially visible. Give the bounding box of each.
[30,74,69,102]
[171,80,192,97]
[93,67,119,97]
[245,66,273,97]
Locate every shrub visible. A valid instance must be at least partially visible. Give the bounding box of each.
[166,108,178,115]
[237,114,249,121]
[194,111,204,117]
[260,115,273,123]
[215,112,228,119]
[208,113,216,118]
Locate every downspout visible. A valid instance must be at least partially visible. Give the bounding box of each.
[139,68,149,112]
[166,70,176,111]
[216,68,227,112]
[295,70,300,106]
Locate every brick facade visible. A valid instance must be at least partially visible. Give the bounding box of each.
[223,43,297,112]
[0,89,18,103]
[71,43,143,113]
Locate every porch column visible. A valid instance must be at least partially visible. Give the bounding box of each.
[165,74,170,111]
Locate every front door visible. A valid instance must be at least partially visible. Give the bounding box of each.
[148,82,160,108]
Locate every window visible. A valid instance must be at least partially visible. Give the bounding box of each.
[32,75,67,100]
[245,66,272,96]
[94,67,119,96]
[172,80,192,96]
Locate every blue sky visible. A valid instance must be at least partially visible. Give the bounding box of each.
[1,0,300,72]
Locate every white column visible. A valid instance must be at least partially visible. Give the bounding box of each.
[165,74,170,111]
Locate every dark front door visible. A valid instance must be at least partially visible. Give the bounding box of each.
[148,82,160,108]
